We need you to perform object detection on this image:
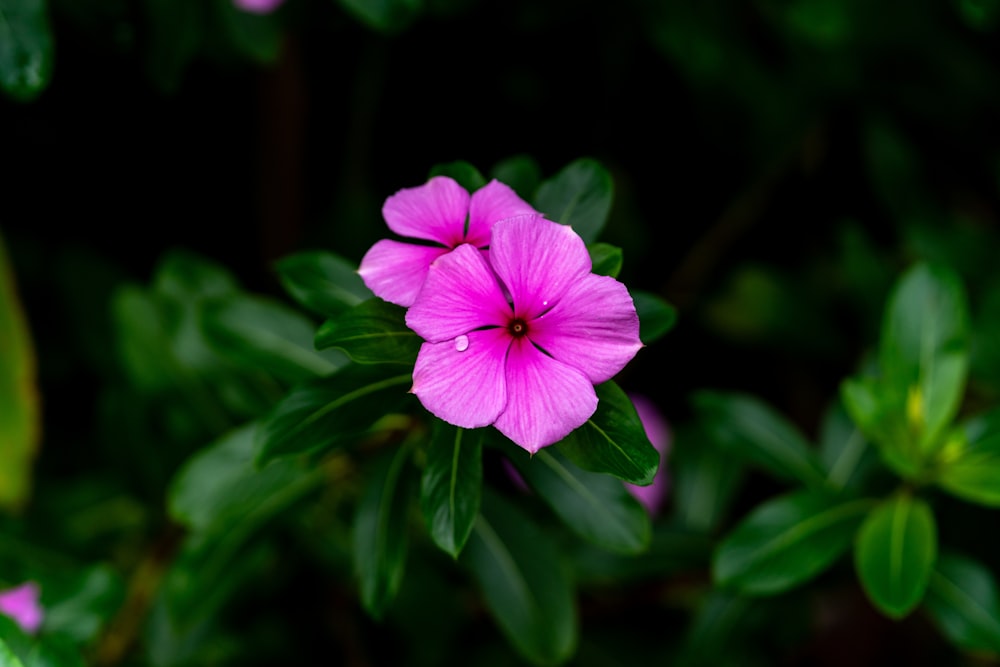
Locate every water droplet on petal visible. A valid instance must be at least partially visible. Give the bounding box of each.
[455,335,469,352]
[542,300,548,307]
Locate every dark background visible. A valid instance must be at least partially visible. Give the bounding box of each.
[13,0,993,427]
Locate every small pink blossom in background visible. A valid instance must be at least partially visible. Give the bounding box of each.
[233,0,285,14]
[405,215,643,452]
[625,394,671,516]
[0,582,43,634]
[359,176,538,307]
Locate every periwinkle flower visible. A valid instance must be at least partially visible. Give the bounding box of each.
[405,215,643,452]
[358,176,537,307]
[0,582,43,634]
[233,0,286,14]
[624,394,671,516]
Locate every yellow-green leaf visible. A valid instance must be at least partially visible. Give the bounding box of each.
[0,234,39,511]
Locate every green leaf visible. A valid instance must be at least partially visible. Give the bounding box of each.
[274,250,371,318]
[671,423,745,533]
[489,155,541,200]
[112,285,173,392]
[201,294,347,382]
[854,493,937,619]
[462,489,577,665]
[508,445,650,554]
[314,298,421,365]
[0,0,54,101]
[255,364,412,464]
[111,283,241,436]
[41,566,124,644]
[338,0,422,32]
[169,422,320,534]
[818,399,875,492]
[216,0,282,63]
[925,552,1000,653]
[428,160,487,192]
[878,262,970,456]
[153,536,275,646]
[841,375,918,478]
[713,490,873,595]
[353,446,417,619]
[0,636,25,667]
[557,381,659,485]
[533,158,613,244]
[587,243,623,278]
[143,0,203,94]
[0,233,38,510]
[694,391,828,489]
[111,252,280,429]
[0,617,29,667]
[0,614,87,667]
[22,636,86,667]
[153,249,240,302]
[568,519,713,584]
[631,290,677,343]
[420,422,483,558]
[936,409,1000,507]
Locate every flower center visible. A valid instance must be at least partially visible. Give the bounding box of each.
[508,318,528,338]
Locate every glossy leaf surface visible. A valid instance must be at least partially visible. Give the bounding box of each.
[714,490,872,595]
[462,490,577,665]
[855,494,937,618]
[314,298,421,365]
[533,158,613,244]
[274,250,371,318]
[353,446,417,619]
[557,381,659,486]
[255,365,412,464]
[420,423,483,558]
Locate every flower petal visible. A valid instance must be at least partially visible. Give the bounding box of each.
[624,394,672,516]
[411,328,511,429]
[406,244,511,343]
[234,0,285,13]
[382,176,470,246]
[466,180,538,246]
[489,216,591,319]
[529,273,642,383]
[0,582,43,634]
[358,239,449,307]
[494,338,598,453]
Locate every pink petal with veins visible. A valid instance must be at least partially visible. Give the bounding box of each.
[381,176,469,247]
[405,244,510,343]
[358,239,449,307]
[466,180,538,246]
[411,329,511,429]
[493,337,598,453]
[530,273,642,384]
[489,215,591,319]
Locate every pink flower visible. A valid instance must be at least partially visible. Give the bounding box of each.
[624,394,672,516]
[233,0,286,13]
[0,582,43,634]
[405,215,643,453]
[358,176,538,307]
